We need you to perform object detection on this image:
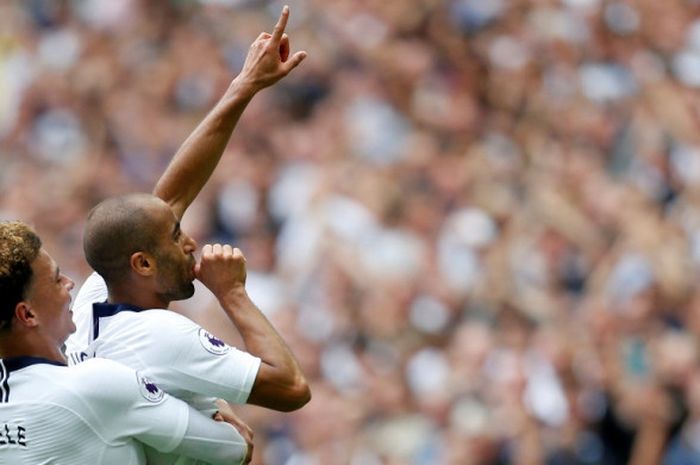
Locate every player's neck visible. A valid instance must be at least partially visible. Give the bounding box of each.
[107,287,171,310]
[0,332,67,364]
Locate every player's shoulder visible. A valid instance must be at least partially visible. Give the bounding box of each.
[66,273,108,353]
[66,359,159,403]
[68,272,107,336]
[100,310,201,359]
[127,308,201,333]
[74,272,108,305]
[52,360,171,426]
[41,359,130,403]
[66,358,135,384]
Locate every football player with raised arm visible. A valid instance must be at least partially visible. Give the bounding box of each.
[0,221,253,465]
[65,2,310,430]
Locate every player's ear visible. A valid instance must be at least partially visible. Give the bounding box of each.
[130,252,156,277]
[14,302,39,328]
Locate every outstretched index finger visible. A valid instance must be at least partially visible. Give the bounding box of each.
[271,5,290,45]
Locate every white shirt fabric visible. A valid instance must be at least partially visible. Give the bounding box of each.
[0,356,188,465]
[66,271,106,355]
[64,272,261,464]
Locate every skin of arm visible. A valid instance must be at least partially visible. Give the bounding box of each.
[627,385,675,465]
[195,244,311,411]
[153,5,306,220]
[156,6,310,411]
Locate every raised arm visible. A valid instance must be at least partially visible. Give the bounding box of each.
[154,5,306,220]
[195,244,311,411]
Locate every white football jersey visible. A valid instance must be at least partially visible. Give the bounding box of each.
[66,272,107,356]
[66,273,260,414]
[66,273,261,465]
[0,357,188,465]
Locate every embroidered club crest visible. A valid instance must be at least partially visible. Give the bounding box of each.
[198,328,230,355]
[137,374,165,403]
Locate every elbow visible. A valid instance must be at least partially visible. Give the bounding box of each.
[249,365,312,412]
[295,378,312,409]
[280,376,311,412]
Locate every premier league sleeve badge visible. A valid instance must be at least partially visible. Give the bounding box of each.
[137,373,165,403]
[198,328,231,355]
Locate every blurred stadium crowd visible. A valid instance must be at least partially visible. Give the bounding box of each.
[5,0,700,464]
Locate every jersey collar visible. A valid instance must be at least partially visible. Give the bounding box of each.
[92,301,146,340]
[2,356,67,373]
[93,302,145,317]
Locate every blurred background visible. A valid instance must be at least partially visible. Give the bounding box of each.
[5,0,700,464]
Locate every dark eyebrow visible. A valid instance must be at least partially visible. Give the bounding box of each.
[55,266,61,281]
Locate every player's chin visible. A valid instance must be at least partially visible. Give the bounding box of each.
[63,318,77,336]
[176,282,196,300]
[185,282,195,298]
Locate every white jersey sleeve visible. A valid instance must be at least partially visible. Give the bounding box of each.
[171,407,249,465]
[0,358,250,465]
[67,276,261,407]
[76,358,190,454]
[65,272,108,358]
[80,359,248,465]
[130,310,261,405]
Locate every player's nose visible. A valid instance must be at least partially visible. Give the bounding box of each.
[184,234,197,252]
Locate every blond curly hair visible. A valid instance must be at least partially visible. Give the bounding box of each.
[0,221,41,331]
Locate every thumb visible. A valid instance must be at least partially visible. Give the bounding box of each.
[193,262,201,278]
[283,51,307,74]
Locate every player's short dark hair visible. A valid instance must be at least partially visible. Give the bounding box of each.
[0,221,42,332]
[83,194,162,284]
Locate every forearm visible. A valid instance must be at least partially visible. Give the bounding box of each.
[153,78,257,220]
[628,419,669,465]
[170,405,249,465]
[153,6,306,220]
[219,287,310,411]
[220,287,300,374]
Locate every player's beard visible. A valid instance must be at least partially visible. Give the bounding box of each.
[155,253,195,302]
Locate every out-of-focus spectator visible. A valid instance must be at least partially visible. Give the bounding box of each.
[8,0,700,464]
